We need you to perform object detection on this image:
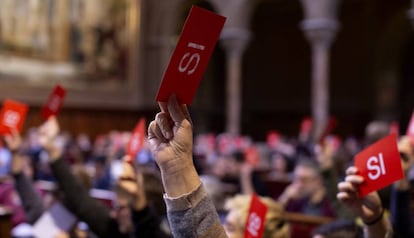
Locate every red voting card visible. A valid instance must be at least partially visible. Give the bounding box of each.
[41,85,66,119]
[354,134,404,197]
[0,99,28,134]
[267,130,281,149]
[156,6,226,104]
[245,146,260,166]
[300,117,313,135]
[319,117,337,144]
[126,118,146,162]
[245,193,268,238]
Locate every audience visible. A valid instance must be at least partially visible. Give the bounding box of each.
[0,93,412,238]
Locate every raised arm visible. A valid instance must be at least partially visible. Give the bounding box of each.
[4,129,45,224]
[148,95,227,238]
[37,117,125,238]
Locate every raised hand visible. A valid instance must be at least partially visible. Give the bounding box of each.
[337,166,382,223]
[117,156,147,210]
[38,116,62,161]
[147,95,200,197]
[4,129,23,174]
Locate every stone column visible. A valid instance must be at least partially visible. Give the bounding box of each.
[209,0,254,136]
[300,0,340,140]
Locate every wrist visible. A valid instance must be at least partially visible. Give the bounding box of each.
[160,163,201,198]
[363,208,384,226]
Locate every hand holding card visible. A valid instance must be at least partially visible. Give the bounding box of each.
[156,6,226,104]
[41,85,66,119]
[354,134,404,197]
[0,99,28,135]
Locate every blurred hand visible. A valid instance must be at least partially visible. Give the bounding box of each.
[117,156,146,210]
[278,183,302,205]
[4,129,23,174]
[148,95,200,197]
[315,141,334,170]
[38,116,62,161]
[337,166,382,224]
[240,162,253,177]
[4,128,22,153]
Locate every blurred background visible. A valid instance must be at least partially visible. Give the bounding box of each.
[0,0,412,140]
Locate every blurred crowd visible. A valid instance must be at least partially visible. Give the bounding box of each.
[0,112,413,238]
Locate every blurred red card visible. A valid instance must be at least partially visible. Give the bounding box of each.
[245,193,267,238]
[354,134,403,197]
[126,118,146,162]
[0,99,28,134]
[300,117,313,135]
[156,6,226,104]
[267,130,281,149]
[41,85,66,119]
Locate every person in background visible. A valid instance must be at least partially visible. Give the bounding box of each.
[223,194,289,238]
[390,136,414,238]
[278,159,335,217]
[37,116,170,238]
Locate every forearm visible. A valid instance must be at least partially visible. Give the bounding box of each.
[240,172,254,195]
[165,184,227,238]
[12,172,45,224]
[50,158,115,237]
[364,216,393,238]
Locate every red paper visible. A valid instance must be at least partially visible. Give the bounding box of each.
[300,117,313,135]
[245,147,260,166]
[245,193,267,238]
[267,130,281,149]
[0,99,28,134]
[354,134,404,197]
[156,6,226,104]
[41,85,66,119]
[126,118,146,162]
[319,117,337,144]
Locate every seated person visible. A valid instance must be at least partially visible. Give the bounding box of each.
[5,119,170,238]
[278,160,335,217]
[223,194,289,238]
